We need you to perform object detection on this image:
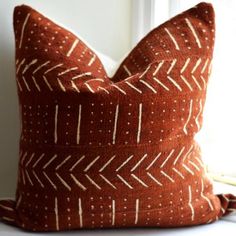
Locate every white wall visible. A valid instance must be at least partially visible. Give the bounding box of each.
[0,0,132,197]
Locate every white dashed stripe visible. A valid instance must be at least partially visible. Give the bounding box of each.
[185,18,202,48]
[137,103,143,143]
[164,28,180,50]
[76,105,82,144]
[54,105,58,143]
[67,39,79,57]
[112,105,119,144]
[19,13,30,49]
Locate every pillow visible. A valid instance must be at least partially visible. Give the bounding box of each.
[0,2,235,232]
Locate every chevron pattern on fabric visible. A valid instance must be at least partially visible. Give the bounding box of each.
[0,2,235,232]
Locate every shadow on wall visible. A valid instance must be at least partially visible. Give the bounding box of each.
[0,10,19,197]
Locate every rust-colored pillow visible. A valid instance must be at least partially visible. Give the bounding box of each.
[0,2,235,232]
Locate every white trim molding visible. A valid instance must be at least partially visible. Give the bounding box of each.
[131,0,154,46]
[131,0,171,46]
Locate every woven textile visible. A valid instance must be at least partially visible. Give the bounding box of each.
[0,2,235,232]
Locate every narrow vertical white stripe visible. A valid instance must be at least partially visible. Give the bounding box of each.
[54,105,58,144]
[164,28,180,50]
[139,80,157,93]
[180,75,193,91]
[137,103,142,143]
[43,75,53,91]
[112,200,115,226]
[173,146,185,165]
[188,186,195,221]
[32,76,41,91]
[167,76,182,91]
[153,60,164,76]
[112,105,119,144]
[153,77,169,91]
[181,58,191,74]
[167,59,177,74]
[146,152,162,170]
[191,58,202,74]
[123,65,132,76]
[160,149,175,168]
[67,39,79,57]
[131,154,147,172]
[78,198,83,228]
[33,61,50,74]
[183,99,193,135]
[76,105,82,144]
[22,76,31,91]
[19,13,30,49]
[135,199,139,224]
[44,63,63,75]
[185,18,202,48]
[55,197,59,230]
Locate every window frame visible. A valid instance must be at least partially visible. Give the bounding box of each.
[131,0,236,185]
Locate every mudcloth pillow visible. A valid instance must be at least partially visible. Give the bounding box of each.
[0,2,235,232]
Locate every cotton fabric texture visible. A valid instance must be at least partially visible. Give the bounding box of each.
[0,2,235,232]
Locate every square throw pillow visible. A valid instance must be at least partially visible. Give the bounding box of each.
[0,2,235,232]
